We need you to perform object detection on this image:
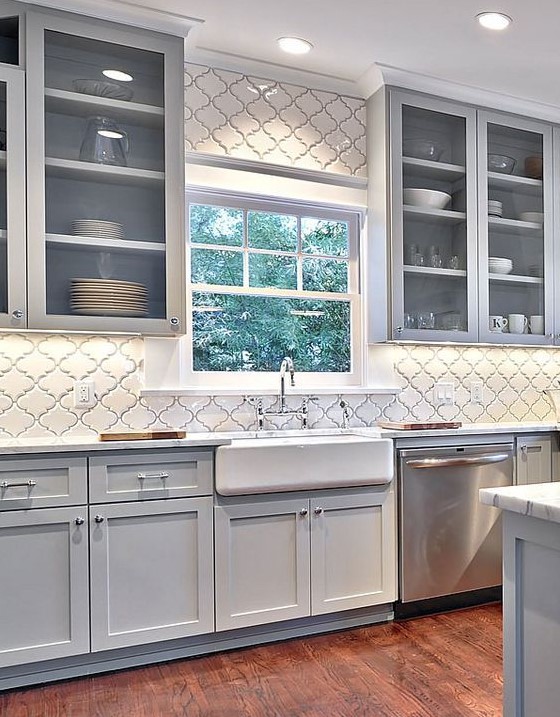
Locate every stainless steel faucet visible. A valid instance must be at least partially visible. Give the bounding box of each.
[279,356,295,411]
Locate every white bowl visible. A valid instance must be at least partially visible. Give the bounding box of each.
[403,189,452,210]
[518,211,544,224]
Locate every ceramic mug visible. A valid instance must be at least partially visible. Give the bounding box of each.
[529,315,544,335]
[508,314,528,334]
[489,315,508,332]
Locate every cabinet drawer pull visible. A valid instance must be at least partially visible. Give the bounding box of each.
[0,479,37,489]
[137,471,169,481]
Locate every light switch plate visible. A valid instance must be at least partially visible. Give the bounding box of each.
[434,381,455,406]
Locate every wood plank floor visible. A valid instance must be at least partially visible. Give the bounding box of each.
[0,604,502,717]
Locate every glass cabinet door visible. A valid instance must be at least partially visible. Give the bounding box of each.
[390,92,478,341]
[0,65,26,329]
[478,112,552,344]
[26,11,184,333]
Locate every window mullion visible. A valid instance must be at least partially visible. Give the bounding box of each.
[297,216,303,291]
[243,209,249,288]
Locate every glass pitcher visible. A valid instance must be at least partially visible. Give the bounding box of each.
[79,116,129,166]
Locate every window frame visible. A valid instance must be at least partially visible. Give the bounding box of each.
[185,189,363,390]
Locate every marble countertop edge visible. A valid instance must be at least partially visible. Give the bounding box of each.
[480,483,560,524]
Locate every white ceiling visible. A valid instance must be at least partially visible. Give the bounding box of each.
[118,0,560,106]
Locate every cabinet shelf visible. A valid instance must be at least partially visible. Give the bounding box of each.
[489,273,543,286]
[488,216,543,236]
[402,156,466,181]
[403,205,466,225]
[44,88,164,129]
[404,265,467,278]
[46,233,165,254]
[488,172,543,196]
[45,157,165,187]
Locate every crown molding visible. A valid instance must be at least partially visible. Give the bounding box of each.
[359,62,560,124]
[29,0,203,37]
[185,47,362,98]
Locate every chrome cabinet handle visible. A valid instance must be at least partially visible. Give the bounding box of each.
[406,453,510,469]
[0,479,37,489]
[314,507,323,515]
[11,309,23,320]
[94,515,105,523]
[299,508,308,516]
[75,517,85,526]
[137,472,169,480]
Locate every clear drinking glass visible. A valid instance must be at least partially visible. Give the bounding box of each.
[79,116,129,166]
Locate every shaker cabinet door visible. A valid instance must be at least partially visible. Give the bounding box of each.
[89,497,214,651]
[0,506,89,668]
[310,489,397,615]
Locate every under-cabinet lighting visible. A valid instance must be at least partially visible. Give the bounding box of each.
[277,36,313,55]
[102,69,134,82]
[476,12,512,30]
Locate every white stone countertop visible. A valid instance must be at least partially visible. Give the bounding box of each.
[0,435,232,455]
[480,482,560,525]
[374,421,558,439]
[0,421,556,455]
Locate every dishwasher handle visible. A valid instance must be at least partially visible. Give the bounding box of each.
[405,453,511,469]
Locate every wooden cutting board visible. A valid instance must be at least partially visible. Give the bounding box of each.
[377,421,462,431]
[98,430,186,442]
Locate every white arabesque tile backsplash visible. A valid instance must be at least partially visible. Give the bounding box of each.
[0,334,556,438]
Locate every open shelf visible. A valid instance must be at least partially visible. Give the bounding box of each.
[488,216,543,237]
[44,88,164,129]
[488,172,543,196]
[489,273,543,286]
[45,157,165,187]
[403,205,466,225]
[46,233,165,254]
[403,265,467,278]
[402,156,466,181]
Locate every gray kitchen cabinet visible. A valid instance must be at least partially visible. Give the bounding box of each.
[0,506,90,668]
[478,111,553,344]
[22,6,185,334]
[516,435,553,485]
[89,497,214,651]
[215,487,396,631]
[310,490,396,615]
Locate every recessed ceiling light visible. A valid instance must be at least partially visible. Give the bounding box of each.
[277,36,313,55]
[476,12,512,30]
[102,69,134,82]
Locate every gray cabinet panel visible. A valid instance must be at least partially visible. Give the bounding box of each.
[0,455,87,510]
[89,451,213,503]
[516,435,552,485]
[89,497,214,651]
[0,506,89,667]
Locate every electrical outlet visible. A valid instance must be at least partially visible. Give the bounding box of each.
[434,381,455,406]
[74,380,96,408]
[470,381,484,404]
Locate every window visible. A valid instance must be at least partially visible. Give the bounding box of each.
[187,192,362,386]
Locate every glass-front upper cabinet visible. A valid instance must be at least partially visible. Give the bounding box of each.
[26,10,184,333]
[478,112,552,344]
[390,91,478,342]
[0,64,26,329]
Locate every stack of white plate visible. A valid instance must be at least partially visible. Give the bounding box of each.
[488,257,513,275]
[488,200,503,217]
[69,278,148,317]
[71,220,124,240]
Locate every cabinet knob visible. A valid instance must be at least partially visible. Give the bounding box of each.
[75,517,85,526]
[169,316,180,329]
[395,326,403,335]
[314,507,323,515]
[299,508,308,516]
[94,515,105,523]
[11,309,23,320]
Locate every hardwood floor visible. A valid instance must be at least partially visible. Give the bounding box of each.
[0,604,502,717]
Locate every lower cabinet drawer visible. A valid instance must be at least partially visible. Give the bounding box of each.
[88,450,213,503]
[0,456,87,510]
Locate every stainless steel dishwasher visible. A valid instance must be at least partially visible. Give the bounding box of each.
[398,443,513,607]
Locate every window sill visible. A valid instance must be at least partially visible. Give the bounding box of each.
[140,386,401,397]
